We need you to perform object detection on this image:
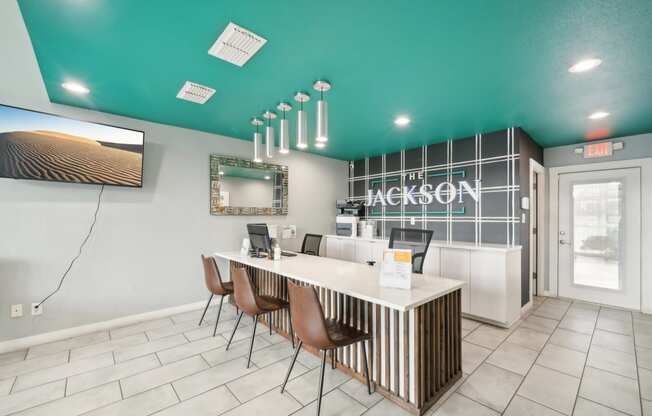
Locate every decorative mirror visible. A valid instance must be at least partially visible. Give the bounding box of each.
[210,155,288,216]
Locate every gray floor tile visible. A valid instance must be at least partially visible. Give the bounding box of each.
[518,365,580,415]
[559,317,596,335]
[0,350,26,366]
[296,349,323,369]
[635,321,652,336]
[221,388,301,416]
[249,341,295,368]
[637,333,652,349]
[146,320,209,341]
[638,346,652,371]
[156,335,226,364]
[549,329,591,353]
[506,327,550,351]
[462,341,492,374]
[504,395,564,416]
[69,333,148,361]
[364,398,412,416]
[536,344,587,378]
[227,357,308,403]
[184,318,251,342]
[13,352,114,392]
[115,334,187,363]
[599,308,633,323]
[579,366,641,416]
[462,319,482,332]
[641,368,652,401]
[533,303,569,320]
[171,356,256,400]
[0,351,69,380]
[109,318,173,340]
[573,397,630,415]
[0,380,65,416]
[121,355,208,398]
[83,384,178,416]
[464,326,511,350]
[520,315,559,334]
[587,345,637,379]
[597,317,634,336]
[458,363,522,412]
[486,342,538,375]
[13,382,121,416]
[25,332,109,360]
[292,388,366,416]
[0,378,14,396]
[284,362,352,405]
[200,336,271,366]
[644,400,652,416]
[338,378,383,408]
[434,392,499,416]
[592,330,635,355]
[152,385,240,416]
[66,354,160,395]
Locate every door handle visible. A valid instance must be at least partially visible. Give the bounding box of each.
[559,239,570,245]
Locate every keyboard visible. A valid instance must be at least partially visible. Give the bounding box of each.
[281,251,297,257]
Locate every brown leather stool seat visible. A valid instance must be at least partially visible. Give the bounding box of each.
[198,255,235,337]
[225,267,295,368]
[281,281,373,416]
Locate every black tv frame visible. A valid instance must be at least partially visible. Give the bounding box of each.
[0,103,145,188]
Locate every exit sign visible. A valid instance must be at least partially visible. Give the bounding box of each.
[584,142,613,158]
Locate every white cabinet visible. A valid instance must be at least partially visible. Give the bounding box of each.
[354,239,387,264]
[325,236,355,261]
[441,248,470,314]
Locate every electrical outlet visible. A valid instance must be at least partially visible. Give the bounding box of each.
[10,304,23,318]
[31,303,43,316]
[410,217,416,226]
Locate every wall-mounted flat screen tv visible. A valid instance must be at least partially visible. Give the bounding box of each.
[0,104,144,187]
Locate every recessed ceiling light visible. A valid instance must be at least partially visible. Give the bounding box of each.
[315,142,326,148]
[61,82,90,94]
[588,111,610,120]
[568,58,602,73]
[394,115,411,127]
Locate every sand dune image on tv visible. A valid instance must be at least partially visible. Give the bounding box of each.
[0,105,144,187]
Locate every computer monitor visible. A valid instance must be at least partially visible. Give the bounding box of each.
[247,223,271,256]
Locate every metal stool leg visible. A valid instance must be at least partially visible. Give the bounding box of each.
[287,307,295,349]
[198,293,213,326]
[247,314,258,368]
[316,350,327,416]
[269,312,273,336]
[361,340,373,394]
[281,341,302,393]
[331,349,336,369]
[212,295,224,337]
[226,311,243,350]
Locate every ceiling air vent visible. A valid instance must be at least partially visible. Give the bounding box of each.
[176,81,216,104]
[208,22,267,67]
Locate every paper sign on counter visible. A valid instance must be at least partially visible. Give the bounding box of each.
[379,248,412,289]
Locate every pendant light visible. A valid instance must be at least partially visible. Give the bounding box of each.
[276,102,292,154]
[313,80,331,144]
[251,117,263,162]
[293,92,310,149]
[262,110,277,158]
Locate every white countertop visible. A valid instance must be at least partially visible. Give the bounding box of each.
[214,251,465,312]
[324,235,522,253]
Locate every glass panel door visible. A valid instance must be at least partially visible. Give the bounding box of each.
[572,181,623,289]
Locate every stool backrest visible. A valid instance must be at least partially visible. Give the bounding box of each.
[388,228,433,274]
[201,255,227,295]
[231,267,259,315]
[301,234,323,256]
[287,281,332,349]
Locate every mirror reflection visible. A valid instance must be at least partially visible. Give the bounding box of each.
[219,166,276,208]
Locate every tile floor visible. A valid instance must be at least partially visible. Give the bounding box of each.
[0,297,650,416]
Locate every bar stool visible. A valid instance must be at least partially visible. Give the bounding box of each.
[300,233,323,256]
[225,267,295,368]
[198,255,234,337]
[281,281,372,416]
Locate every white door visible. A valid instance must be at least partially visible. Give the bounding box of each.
[558,168,641,309]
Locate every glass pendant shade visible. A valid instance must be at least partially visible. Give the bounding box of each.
[265,125,274,158]
[253,131,262,162]
[316,99,328,142]
[296,109,308,149]
[279,118,290,154]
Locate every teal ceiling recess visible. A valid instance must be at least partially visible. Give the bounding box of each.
[17,0,652,160]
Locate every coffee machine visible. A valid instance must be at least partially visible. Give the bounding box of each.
[335,200,365,237]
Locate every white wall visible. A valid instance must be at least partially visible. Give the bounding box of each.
[543,134,652,313]
[0,0,348,342]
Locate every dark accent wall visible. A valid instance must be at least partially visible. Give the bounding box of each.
[348,127,542,306]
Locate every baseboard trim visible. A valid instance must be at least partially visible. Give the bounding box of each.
[0,300,205,354]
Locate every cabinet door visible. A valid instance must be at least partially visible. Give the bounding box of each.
[355,241,372,264]
[441,248,470,314]
[371,240,388,264]
[340,239,356,262]
[469,251,507,323]
[325,237,341,260]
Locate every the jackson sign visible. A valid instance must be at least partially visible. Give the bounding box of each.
[367,171,481,207]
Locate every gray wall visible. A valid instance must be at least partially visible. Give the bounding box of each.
[544,133,652,167]
[0,0,347,342]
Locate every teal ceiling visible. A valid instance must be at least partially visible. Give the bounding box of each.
[17,0,652,160]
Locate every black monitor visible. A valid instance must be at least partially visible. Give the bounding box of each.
[247,223,271,256]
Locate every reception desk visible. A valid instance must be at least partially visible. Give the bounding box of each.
[214,251,465,415]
